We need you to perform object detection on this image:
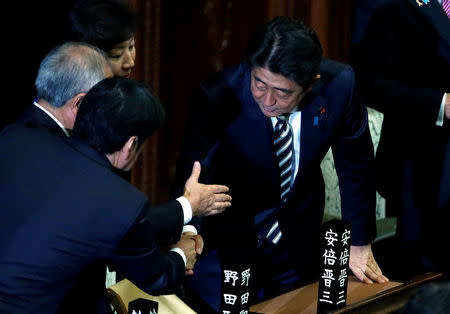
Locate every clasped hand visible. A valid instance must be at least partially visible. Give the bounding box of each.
[173,232,204,276]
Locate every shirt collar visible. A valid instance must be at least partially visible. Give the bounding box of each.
[33,101,70,137]
[270,107,300,126]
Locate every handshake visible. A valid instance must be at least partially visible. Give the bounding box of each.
[172,161,231,275]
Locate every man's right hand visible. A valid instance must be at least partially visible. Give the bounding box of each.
[173,234,198,276]
[183,161,232,217]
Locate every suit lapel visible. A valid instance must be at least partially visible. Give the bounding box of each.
[296,95,328,181]
[408,0,450,47]
[245,94,280,187]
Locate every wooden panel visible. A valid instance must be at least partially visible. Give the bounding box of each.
[309,0,357,62]
[310,0,330,58]
[160,0,223,200]
[160,0,265,201]
[126,0,166,203]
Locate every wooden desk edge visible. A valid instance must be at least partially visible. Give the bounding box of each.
[333,272,443,313]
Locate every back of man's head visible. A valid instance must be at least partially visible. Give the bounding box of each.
[35,42,110,108]
[72,76,165,154]
[246,16,323,88]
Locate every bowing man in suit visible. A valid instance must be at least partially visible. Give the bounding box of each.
[15,41,111,137]
[0,77,231,314]
[351,0,450,277]
[173,16,388,312]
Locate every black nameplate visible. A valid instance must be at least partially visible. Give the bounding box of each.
[317,219,351,313]
[221,263,253,314]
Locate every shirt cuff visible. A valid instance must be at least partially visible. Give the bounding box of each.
[169,247,187,267]
[182,224,198,235]
[176,196,192,224]
[436,93,446,127]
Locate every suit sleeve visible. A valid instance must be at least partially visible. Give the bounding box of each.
[134,200,184,246]
[111,200,185,295]
[331,67,377,245]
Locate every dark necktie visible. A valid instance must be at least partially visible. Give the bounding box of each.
[266,114,294,244]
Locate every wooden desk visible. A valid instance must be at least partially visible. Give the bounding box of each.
[107,279,196,314]
[250,272,443,314]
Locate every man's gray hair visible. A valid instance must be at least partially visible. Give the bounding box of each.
[35,42,110,108]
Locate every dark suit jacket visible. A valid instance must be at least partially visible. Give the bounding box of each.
[15,104,68,137]
[351,0,393,47]
[0,124,185,314]
[352,0,450,209]
[173,60,377,284]
[351,0,450,275]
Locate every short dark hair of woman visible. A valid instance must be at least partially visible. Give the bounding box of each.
[246,16,323,88]
[72,77,165,154]
[69,0,138,52]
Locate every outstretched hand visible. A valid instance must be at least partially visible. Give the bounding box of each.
[349,244,389,284]
[183,161,232,217]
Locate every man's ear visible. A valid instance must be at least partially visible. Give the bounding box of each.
[62,93,86,130]
[304,74,321,94]
[121,136,139,160]
[70,93,86,116]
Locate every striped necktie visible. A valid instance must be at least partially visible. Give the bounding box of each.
[274,115,294,203]
[266,114,294,244]
[443,0,450,19]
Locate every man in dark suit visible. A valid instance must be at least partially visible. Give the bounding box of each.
[351,0,450,277]
[350,0,392,49]
[173,17,388,312]
[15,41,112,137]
[0,77,231,314]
